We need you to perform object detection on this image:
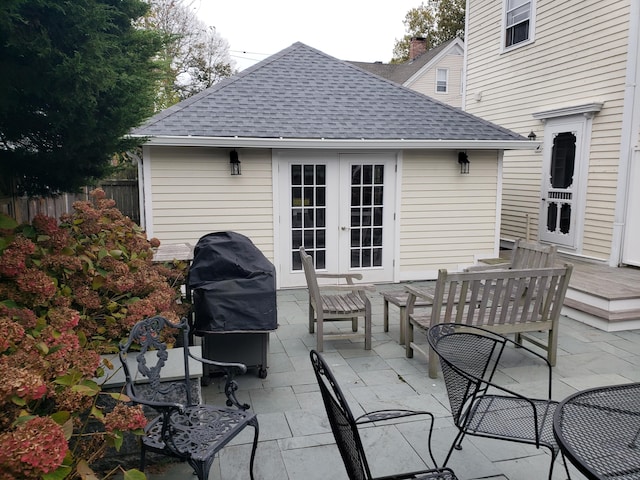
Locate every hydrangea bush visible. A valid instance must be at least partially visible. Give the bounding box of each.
[0,189,189,478]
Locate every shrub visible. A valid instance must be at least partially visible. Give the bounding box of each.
[0,189,189,478]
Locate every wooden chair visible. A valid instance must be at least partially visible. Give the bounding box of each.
[466,238,557,271]
[300,247,374,352]
[310,350,459,480]
[118,316,259,480]
[427,323,571,480]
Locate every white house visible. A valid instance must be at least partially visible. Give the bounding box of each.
[350,37,465,108]
[131,42,534,288]
[463,0,640,329]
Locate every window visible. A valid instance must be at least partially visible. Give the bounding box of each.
[504,0,533,49]
[436,68,448,93]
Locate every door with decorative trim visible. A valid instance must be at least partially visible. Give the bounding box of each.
[539,119,585,248]
[276,151,396,287]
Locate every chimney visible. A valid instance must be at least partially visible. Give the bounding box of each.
[409,37,427,61]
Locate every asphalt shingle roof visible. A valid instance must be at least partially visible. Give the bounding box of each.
[133,42,524,142]
[348,38,458,85]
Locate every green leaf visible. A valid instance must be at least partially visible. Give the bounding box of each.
[98,248,109,260]
[22,225,36,239]
[61,418,74,440]
[112,431,124,451]
[50,411,71,425]
[79,254,94,270]
[11,395,26,406]
[54,372,82,386]
[42,465,72,480]
[71,379,100,396]
[0,213,18,230]
[109,249,124,259]
[91,405,104,420]
[108,392,131,402]
[36,342,49,354]
[92,275,105,289]
[123,469,147,480]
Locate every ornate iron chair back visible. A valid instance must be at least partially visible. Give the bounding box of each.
[118,315,259,480]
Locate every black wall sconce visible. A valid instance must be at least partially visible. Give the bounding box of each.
[458,151,470,174]
[229,149,241,175]
[528,131,537,141]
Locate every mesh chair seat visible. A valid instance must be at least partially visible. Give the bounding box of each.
[466,395,558,450]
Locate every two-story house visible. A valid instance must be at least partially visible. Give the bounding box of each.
[350,37,465,108]
[464,0,640,330]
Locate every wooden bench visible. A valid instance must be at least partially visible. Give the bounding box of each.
[466,238,557,271]
[404,264,573,378]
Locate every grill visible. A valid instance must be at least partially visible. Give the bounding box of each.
[188,231,277,380]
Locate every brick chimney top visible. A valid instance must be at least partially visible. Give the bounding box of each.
[409,37,427,61]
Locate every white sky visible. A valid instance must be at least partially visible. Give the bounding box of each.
[193,0,422,71]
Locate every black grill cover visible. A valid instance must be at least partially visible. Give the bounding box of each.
[188,232,277,332]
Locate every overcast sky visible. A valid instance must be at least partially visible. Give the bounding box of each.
[194,0,422,71]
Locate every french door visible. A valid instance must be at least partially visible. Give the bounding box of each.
[277,152,396,287]
[539,119,585,248]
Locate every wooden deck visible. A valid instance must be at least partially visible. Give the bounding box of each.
[560,256,640,331]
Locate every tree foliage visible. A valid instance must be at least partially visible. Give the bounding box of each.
[0,0,165,196]
[392,0,465,63]
[141,0,235,110]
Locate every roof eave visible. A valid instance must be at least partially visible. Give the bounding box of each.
[129,135,538,151]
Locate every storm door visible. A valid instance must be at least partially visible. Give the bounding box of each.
[539,119,584,248]
[277,152,396,287]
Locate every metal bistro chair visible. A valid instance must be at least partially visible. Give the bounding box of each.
[300,246,374,352]
[118,316,259,480]
[427,323,571,480]
[310,350,458,480]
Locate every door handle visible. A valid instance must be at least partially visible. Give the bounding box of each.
[341,226,350,231]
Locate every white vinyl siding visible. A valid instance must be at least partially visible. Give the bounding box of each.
[399,150,500,279]
[465,0,630,259]
[406,49,464,108]
[146,146,275,260]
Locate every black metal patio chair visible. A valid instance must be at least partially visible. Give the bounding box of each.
[310,349,458,480]
[118,315,259,480]
[427,323,571,480]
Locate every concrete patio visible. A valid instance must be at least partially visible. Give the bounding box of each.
[142,283,640,480]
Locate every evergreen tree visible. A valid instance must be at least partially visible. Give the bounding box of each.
[0,0,164,195]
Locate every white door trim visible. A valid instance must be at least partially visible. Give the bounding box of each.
[538,115,592,251]
[273,150,397,288]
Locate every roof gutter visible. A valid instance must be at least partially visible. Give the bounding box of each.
[128,135,538,151]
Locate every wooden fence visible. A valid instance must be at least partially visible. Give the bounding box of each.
[0,179,140,225]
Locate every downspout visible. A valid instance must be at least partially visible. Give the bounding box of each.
[611,0,640,266]
[461,0,471,112]
[136,150,146,230]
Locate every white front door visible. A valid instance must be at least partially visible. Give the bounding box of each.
[539,119,586,249]
[276,151,396,288]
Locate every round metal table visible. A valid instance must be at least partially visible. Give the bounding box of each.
[553,382,640,480]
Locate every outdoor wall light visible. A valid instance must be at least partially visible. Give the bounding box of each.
[528,131,537,141]
[458,151,470,174]
[229,149,241,175]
